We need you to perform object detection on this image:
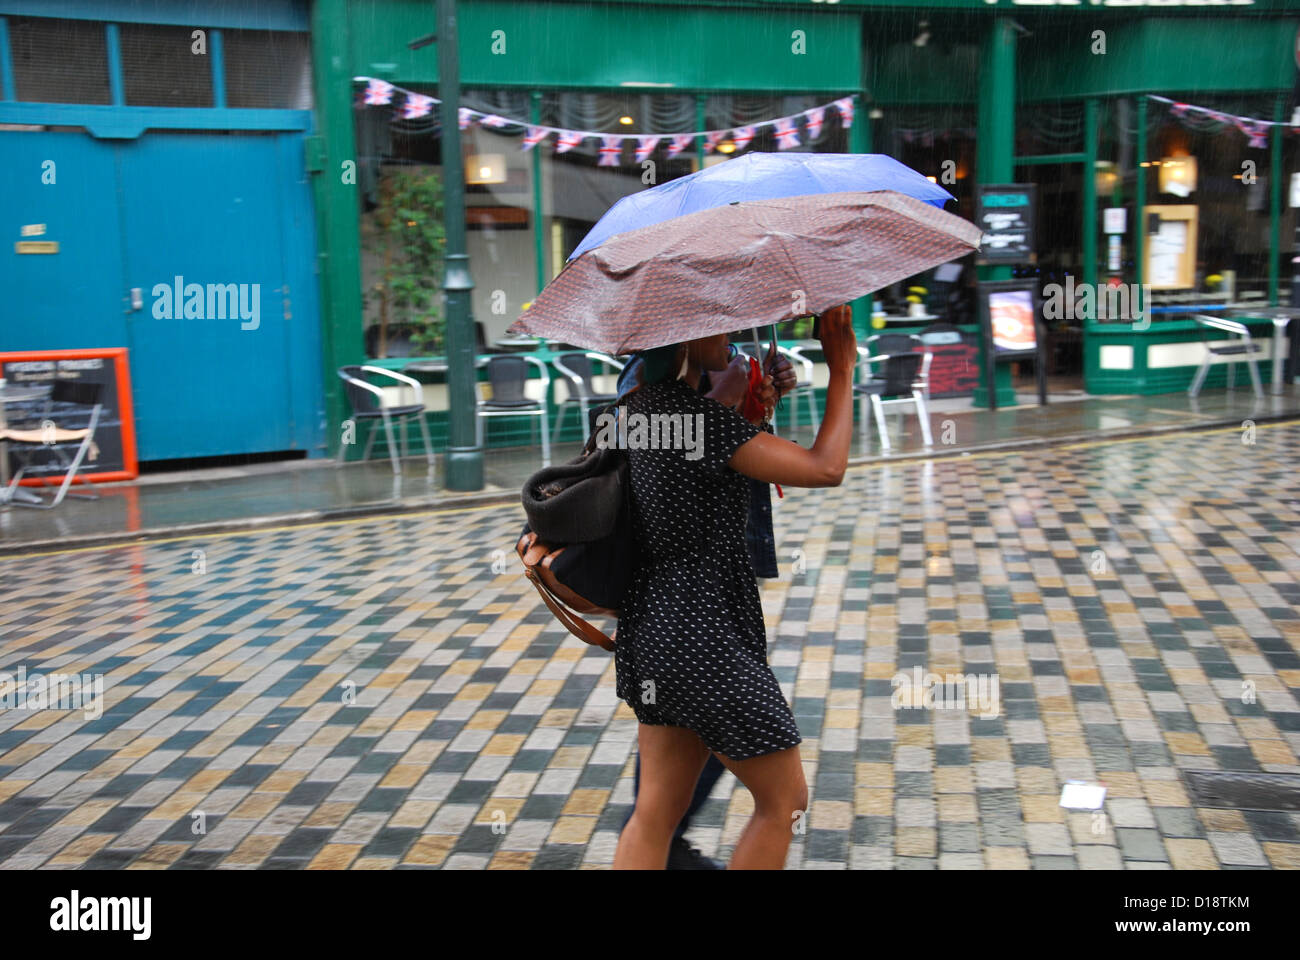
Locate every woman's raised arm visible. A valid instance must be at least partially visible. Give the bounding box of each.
[728,305,856,488]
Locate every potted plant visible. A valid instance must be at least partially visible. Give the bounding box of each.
[363,168,447,358]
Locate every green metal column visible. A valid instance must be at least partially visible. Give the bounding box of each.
[439,0,483,490]
[308,0,364,456]
[1080,99,1101,393]
[848,92,871,342]
[695,93,706,170]
[531,90,546,291]
[1082,99,1098,294]
[1135,95,1147,292]
[1270,94,1284,306]
[973,16,1016,409]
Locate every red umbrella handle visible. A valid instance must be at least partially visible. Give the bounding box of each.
[740,355,765,422]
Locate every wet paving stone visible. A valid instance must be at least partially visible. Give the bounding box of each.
[0,424,1297,868]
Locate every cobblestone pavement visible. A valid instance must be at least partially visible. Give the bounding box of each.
[0,422,1298,870]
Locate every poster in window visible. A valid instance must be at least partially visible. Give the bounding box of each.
[988,288,1038,353]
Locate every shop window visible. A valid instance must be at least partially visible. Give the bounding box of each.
[119,23,213,107]
[538,91,698,283]
[463,92,539,349]
[877,104,974,206]
[223,29,312,110]
[354,87,544,358]
[876,105,976,318]
[350,86,867,357]
[8,16,111,105]
[354,88,446,358]
[1016,103,1085,158]
[1142,95,1278,305]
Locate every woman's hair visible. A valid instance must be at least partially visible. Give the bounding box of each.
[635,342,684,385]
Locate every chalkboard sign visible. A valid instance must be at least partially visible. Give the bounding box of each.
[975,183,1036,264]
[0,348,138,484]
[917,327,981,398]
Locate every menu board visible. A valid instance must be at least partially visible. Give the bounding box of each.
[977,280,1046,409]
[0,348,138,484]
[917,328,981,398]
[988,287,1039,353]
[976,184,1037,264]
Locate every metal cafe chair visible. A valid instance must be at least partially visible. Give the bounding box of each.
[777,344,820,432]
[854,333,934,451]
[336,365,435,474]
[551,351,625,445]
[1188,315,1264,399]
[476,354,551,467]
[0,379,104,509]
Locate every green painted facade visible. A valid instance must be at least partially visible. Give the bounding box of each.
[310,0,1300,458]
[350,0,861,91]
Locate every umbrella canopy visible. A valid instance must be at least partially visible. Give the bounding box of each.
[567,152,954,262]
[510,190,981,355]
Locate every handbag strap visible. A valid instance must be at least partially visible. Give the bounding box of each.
[580,398,621,457]
[523,566,617,651]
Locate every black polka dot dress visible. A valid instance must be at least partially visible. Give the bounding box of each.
[614,377,803,761]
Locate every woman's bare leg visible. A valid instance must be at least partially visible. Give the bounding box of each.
[712,746,808,870]
[613,724,711,869]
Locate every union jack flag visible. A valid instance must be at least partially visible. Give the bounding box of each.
[598,137,623,166]
[363,79,394,105]
[402,94,435,120]
[834,96,854,130]
[555,130,585,153]
[731,125,756,150]
[521,126,549,151]
[666,135,694,157]
[704,130,726,153]
[480,114,509,128]
[458,107,475,130]
[635,137,661,163]
[1170,102,1189,118]
[803,107,825,141]
[774,117,801,150]
[1235,118,1269,149]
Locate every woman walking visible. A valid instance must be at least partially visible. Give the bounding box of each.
[612,305,857,870]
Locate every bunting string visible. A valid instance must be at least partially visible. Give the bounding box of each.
[1147,95,1294,150]
[355,76,856,159]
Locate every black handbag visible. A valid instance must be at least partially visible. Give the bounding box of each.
[515,431,635,650]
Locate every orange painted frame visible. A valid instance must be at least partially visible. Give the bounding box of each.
[0,347,138,485]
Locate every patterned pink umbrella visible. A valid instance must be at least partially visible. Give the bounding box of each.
[509,190,981,355]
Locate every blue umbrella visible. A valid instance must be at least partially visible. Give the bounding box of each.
[567,152,954,262]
